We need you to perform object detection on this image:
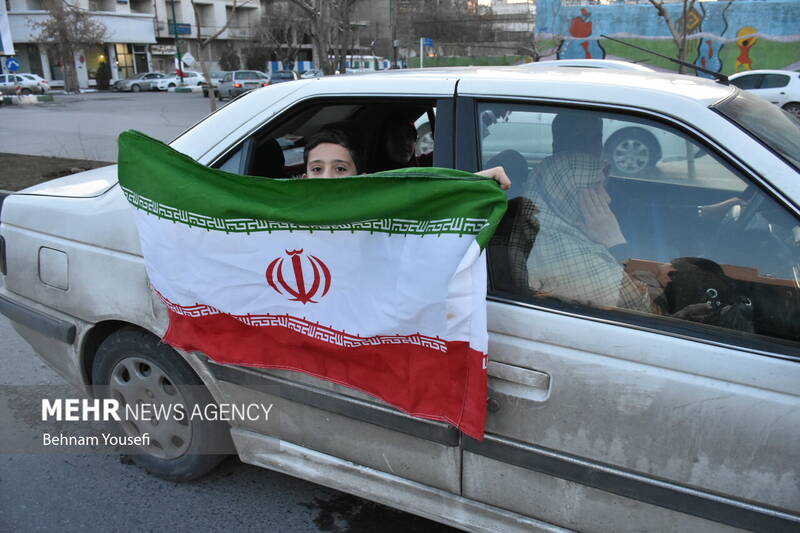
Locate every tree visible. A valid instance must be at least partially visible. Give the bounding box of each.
[190,0,254,112]
[95,59,111,90]
[411,0,493,54]
[252,1,311,69]
[648,0,698,74]
[218,44,241,71]
[32,0,107,93]
[275,0,364,75]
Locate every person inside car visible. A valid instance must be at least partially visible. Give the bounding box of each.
[304,122,511,189]
[524,111,653,312]
[368,113,433,172]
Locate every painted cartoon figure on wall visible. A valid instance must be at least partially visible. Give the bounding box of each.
[735,26,758,71]
[541,0,799,75]
[563,8,604,60]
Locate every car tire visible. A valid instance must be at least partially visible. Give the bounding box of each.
[92,327,232,482]
[168,83,176,89]
[783,102,800,119]
[603,127,661,176]
[131,84,141,93]
[20,88,31,95]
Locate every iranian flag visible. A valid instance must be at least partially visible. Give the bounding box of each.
[118,131,507,439]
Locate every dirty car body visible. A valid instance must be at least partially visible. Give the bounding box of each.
[2,67,800,532]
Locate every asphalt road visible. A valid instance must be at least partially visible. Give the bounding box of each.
[0,91,215,162]
[0,92,461,533]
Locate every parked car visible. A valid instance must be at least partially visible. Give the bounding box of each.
[201,71,229,97]
[0,73,46,95]
[112,72,166,92]
[300,69,324,79]
[518,58,657,72]
[16,72,49,93]
[216,70,270,100]
[154,71,206,90]
[268,70,300,84]
[2,67,800,533]
[729,69,800,118]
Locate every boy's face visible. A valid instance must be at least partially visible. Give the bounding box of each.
[305,143,358,178]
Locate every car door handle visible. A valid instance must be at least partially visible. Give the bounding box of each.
[488,361,551,407]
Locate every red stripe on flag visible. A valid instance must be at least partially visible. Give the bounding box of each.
[163,309,487,439]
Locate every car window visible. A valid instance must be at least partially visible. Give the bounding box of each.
[236,71,261,80]
[730,74,763,90]
[0,75,5,83]
[480,101,800,348]
[223,73,232,82]
[760,74,790,89]
[214,100,440,180]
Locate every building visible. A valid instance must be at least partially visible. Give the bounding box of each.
[3,0,262,88]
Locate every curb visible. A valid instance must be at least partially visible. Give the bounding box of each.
[167,86,202,93]
[1,94,54,105]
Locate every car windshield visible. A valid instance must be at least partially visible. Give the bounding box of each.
[715,90,800,171]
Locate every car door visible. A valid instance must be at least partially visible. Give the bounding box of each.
[756,74,792,105]
[455,94,800,532]
[197,92,468,495]
[0,75,9,94]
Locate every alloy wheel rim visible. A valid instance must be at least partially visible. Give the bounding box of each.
[108,356,192,459]
[612,139,650,173]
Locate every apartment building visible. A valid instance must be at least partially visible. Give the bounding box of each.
[3,0,260,88]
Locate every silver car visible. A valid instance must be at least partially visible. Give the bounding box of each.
[2,68,799,532]
[216,70,269,101]
[112,72,166,92]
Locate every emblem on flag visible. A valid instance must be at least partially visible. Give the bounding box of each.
[266,249,331,304]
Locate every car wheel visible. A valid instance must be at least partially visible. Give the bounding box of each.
[92,327,232,481]
[168,83,176,89]
[131,84,141,93]
[783,102,800,120]
[20,88,32,95]
[603,127,660,176]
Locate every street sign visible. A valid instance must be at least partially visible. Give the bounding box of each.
[170,23,191,35]
[180,52,195,66]
[422,37,433,47]
[5,57,20,72]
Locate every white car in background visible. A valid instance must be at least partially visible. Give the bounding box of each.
[729,69,800,118]
[155,71,206,90]
[519,58,656,72]
[2,67,800,533]
[16,73,49,93]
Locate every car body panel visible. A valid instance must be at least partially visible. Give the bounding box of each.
[2,66,799,532]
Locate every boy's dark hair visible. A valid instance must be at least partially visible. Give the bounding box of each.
[303,121,365,174]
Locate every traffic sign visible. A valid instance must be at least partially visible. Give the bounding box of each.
[5,57,20,72]
[422,37,433,47]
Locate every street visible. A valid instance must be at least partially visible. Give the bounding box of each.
[0,91,215,162]
[0,92,459,533]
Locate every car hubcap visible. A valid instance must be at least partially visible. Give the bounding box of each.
[109,356,191,459]
[612,139,650,173]
[785,104,800,119]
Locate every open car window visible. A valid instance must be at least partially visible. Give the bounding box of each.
[213,99,441,179]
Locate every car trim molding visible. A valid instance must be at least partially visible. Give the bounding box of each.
[464,435,800,533]
[0,294,76,344]
[209,362,461,446]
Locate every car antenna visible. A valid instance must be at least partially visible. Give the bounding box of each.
[600,34,729,84]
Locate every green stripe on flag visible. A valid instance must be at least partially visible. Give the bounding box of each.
[118,130,507,247]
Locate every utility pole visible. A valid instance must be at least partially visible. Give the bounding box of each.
[390,0,398,68]
[169,0,184,83]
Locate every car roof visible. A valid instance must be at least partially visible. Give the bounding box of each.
[729,69,800,78]
[300,66,733,109]
[519,59,656,72]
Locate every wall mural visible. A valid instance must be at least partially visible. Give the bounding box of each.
[536,0,800,75]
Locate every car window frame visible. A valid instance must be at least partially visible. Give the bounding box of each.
[209,95,456,175]
[456,94,800,362]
